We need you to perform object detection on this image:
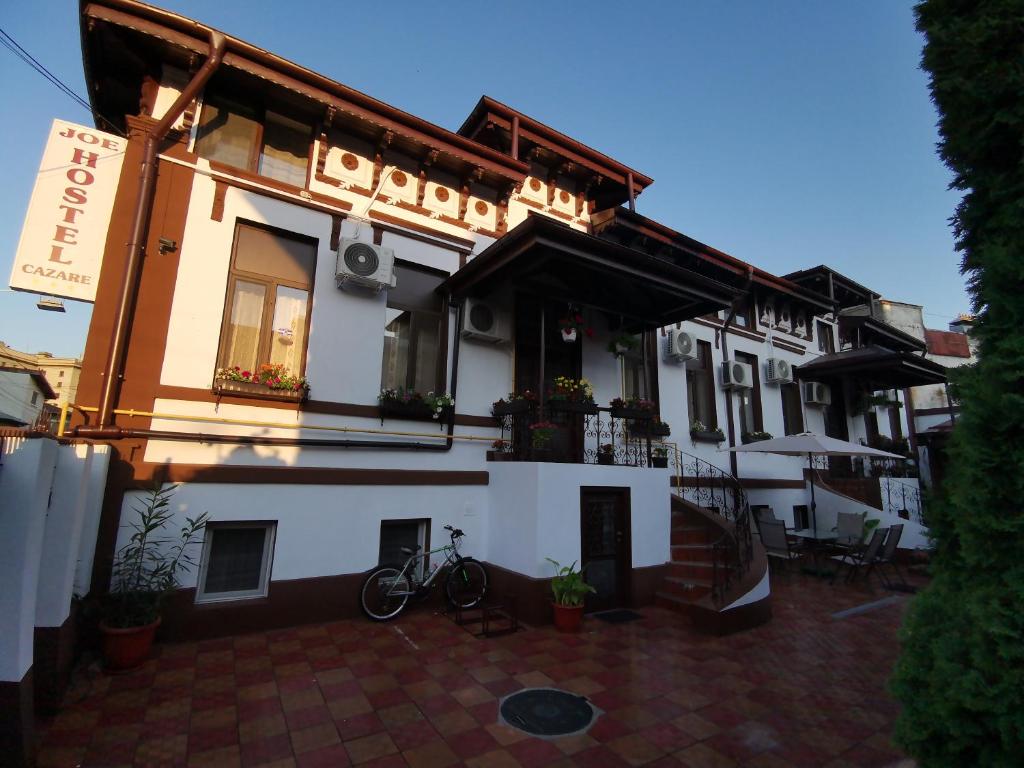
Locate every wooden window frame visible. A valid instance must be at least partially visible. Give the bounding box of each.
[817,320,835,354]
[382,259,449,394]
[620,331,660,409]
[687,339,718,429]
[735,351,764,436]
[215,221,318,378]
[780,382,804,435]
[196,89,314,187]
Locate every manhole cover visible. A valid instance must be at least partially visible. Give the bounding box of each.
[499,688,600,737]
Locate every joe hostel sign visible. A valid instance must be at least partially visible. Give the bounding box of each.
[9,119,126,302]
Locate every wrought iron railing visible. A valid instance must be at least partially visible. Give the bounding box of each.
[493,405,660,467]
[670,446,754,604]
[881,476,925,525]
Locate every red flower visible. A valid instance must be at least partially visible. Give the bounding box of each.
[574,314,583,323]
[584,327,595,338]
[241,370,251,378]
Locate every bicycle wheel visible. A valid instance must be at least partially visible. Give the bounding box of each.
[445,558,488,609]
[360,564,412,621]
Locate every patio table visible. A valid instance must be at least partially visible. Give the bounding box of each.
[791,529,840,577]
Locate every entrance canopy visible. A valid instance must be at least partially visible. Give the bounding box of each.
[440,215,741,330]
[795,346,947,389]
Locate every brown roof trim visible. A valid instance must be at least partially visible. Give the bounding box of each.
[0,366,57,399]
[592,207,833,310]
[81,0,528,182]
[458,96,653,189]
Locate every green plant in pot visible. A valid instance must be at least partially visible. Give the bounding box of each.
[101,484,207,671]
[546,558,596,633]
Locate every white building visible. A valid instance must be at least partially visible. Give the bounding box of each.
[56,1,947,642]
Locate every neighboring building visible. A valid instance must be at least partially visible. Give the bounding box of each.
[58,0,947,641]
[0,341,83,413]
[0,365,57,427]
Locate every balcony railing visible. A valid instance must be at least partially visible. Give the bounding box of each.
[492,404,664,467]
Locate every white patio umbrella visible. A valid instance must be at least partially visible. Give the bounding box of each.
[722,432,905,535]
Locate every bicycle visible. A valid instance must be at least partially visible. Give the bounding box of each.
[360,525,488,621]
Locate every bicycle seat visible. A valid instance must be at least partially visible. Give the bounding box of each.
[400,544,422,556]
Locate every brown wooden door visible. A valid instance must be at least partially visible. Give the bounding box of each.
[580,489,631,612]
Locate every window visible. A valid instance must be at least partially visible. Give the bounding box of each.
[733,300,753,329]
[196,522,276,603]
[31,392,39,405]
[379,519,428,579]
[622,332,659,405]
[735,351,763,437]
[58,370,64,378]
[217,223,317,378]
[888,405,903,441]
[382,263,446,393]
[686,340,717,428]
[792,505,809,530]
[195,91,312,187]
[817,321,835,354]
[780,382,804,435]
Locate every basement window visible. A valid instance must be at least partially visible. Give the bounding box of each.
[379,519,429,579]
[196,522,276,603]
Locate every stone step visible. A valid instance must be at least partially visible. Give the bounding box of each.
[668,560,716,580]
[660,575,713,601]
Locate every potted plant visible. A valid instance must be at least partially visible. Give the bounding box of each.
[546,377,598,415]
[597,443,615,465]
[558,307,594,343]
[609,396,656,420]
[529,421,558,460]
[607,333,638,357]
[690,420,725,443]
[742,430,773,444]
[651,446,669,468]
[379,388,454,424]
[100,485,207,672]
[545,558,596,633]
[487,438,512,462]
[649,419,671,437]
[214,363,308,401]
[492,390,539,418]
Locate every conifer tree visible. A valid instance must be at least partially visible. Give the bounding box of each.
[890,1,1024,765]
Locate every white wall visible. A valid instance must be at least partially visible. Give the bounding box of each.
[114,482,490,588]
[0,371,46,426]
[809,479,929,549]
[0,437,57,682]
[486,462,671,579]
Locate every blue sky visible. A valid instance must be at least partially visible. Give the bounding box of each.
[0,1,965,358]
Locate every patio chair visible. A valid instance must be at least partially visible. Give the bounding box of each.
[872,524,908,589]
[833,511,866,550]
[759,519,803,574]
[829,527,885,585]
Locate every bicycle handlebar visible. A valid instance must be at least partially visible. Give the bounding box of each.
[443,524,465,540]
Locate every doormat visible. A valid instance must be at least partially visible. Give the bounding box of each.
[592,609,643,624]
[499,688,600,738]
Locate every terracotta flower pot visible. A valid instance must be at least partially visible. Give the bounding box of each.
[561,328,577,343]
[99,617,161,672]
[552,602,585,633]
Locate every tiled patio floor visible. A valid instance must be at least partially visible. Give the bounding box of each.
[37,572,923,767]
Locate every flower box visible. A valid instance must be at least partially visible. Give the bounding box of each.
[213,378,306,402]
[547,400,598,416]
[380,400,453,423]
[486,450,515,462]
[492,400,537,418]
[690,429,725,444]
[649,422,671,437]
[611,407,655,421]
[597,453,615,466]
[650,456,669,469]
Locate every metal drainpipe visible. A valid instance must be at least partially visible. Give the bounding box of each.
[77,28,227,440]
[720,267,754,477]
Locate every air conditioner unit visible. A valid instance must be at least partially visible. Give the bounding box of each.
[721,359,753,389]
[335,239,396,292]
[664,329,697,362]
[803,381,832,406]
[765,357,793,384]
[461,298,510,344]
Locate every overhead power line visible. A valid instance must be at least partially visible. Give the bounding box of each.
[0,26,125,136]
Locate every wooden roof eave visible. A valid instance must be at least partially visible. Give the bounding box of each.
[81,0,528,185]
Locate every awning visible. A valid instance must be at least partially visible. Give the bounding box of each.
[795,346,946,388]
[440,214,741,329]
